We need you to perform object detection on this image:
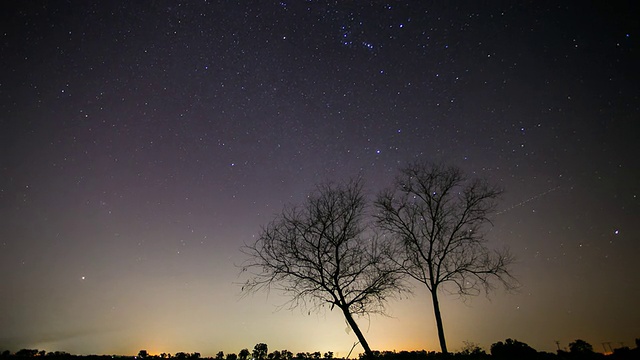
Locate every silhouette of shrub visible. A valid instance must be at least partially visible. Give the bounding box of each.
[490,339,537,360]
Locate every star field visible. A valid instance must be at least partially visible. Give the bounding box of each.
[1,1,638,356]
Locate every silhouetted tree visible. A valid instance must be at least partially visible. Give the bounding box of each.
[138,350,149,358]
[268,350,281,360]
[189,352,200,359]
[459,341,486,358]
[215,352,224,360]
[16,350,39,357]
[242,179,409,359]
[253,344,268,360]
[226,353,237,360]
[375,162,516,354]
[174,353,188,360]
[1,351,10,357]
[569,339,594,355]
[358,351,381,360]
[280,350,292,360]
[322,352,333,360]
[490,339,537,360]
[238,349,250,360]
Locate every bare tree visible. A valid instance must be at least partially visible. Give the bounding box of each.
[241,179,408,359]
[374,162,516,354]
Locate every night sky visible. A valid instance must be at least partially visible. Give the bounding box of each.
[1,1,638,357]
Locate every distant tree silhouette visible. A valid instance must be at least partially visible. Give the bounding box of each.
[242,179,409,359]
[226,353,237,360]
[459,341,486,357]
[569,339,594,355]
[16,350,39,357]
[238,349,250,360]
[215,352,224,360]
[268,350,281,360]
[295,353,307,360]
[1,350,10,357]
[375,162,516,354]
[160,353,167,359]
[490,339,537,359]
[322,352,333,360]
[174,353,188,360]
[280,350,292,360]
[189,352,200,359]
[253,344,268,360]
[138,350,148,358]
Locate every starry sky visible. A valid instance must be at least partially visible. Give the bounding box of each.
[1,0,639,357]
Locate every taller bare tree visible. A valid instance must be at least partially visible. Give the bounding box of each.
[241,179,408,359]
[374,162,516,354]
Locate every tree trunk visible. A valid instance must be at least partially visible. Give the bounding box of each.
[342,307,374,359]
[431,290,448,354]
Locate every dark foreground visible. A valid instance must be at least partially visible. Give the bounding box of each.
[2,338,639,360]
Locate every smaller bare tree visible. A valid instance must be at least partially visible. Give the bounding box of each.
[375,162,517,354]
[241,179,408,359]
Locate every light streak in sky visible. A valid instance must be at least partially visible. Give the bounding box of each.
[495,185,561,215]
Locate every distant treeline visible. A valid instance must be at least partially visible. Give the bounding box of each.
[2,338,639,360]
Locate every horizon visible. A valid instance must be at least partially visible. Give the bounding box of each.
[3,337,639,358]
[3,340,637,358]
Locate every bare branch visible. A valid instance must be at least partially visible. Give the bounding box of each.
[240,178,409,359]
[374,161,517,354]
